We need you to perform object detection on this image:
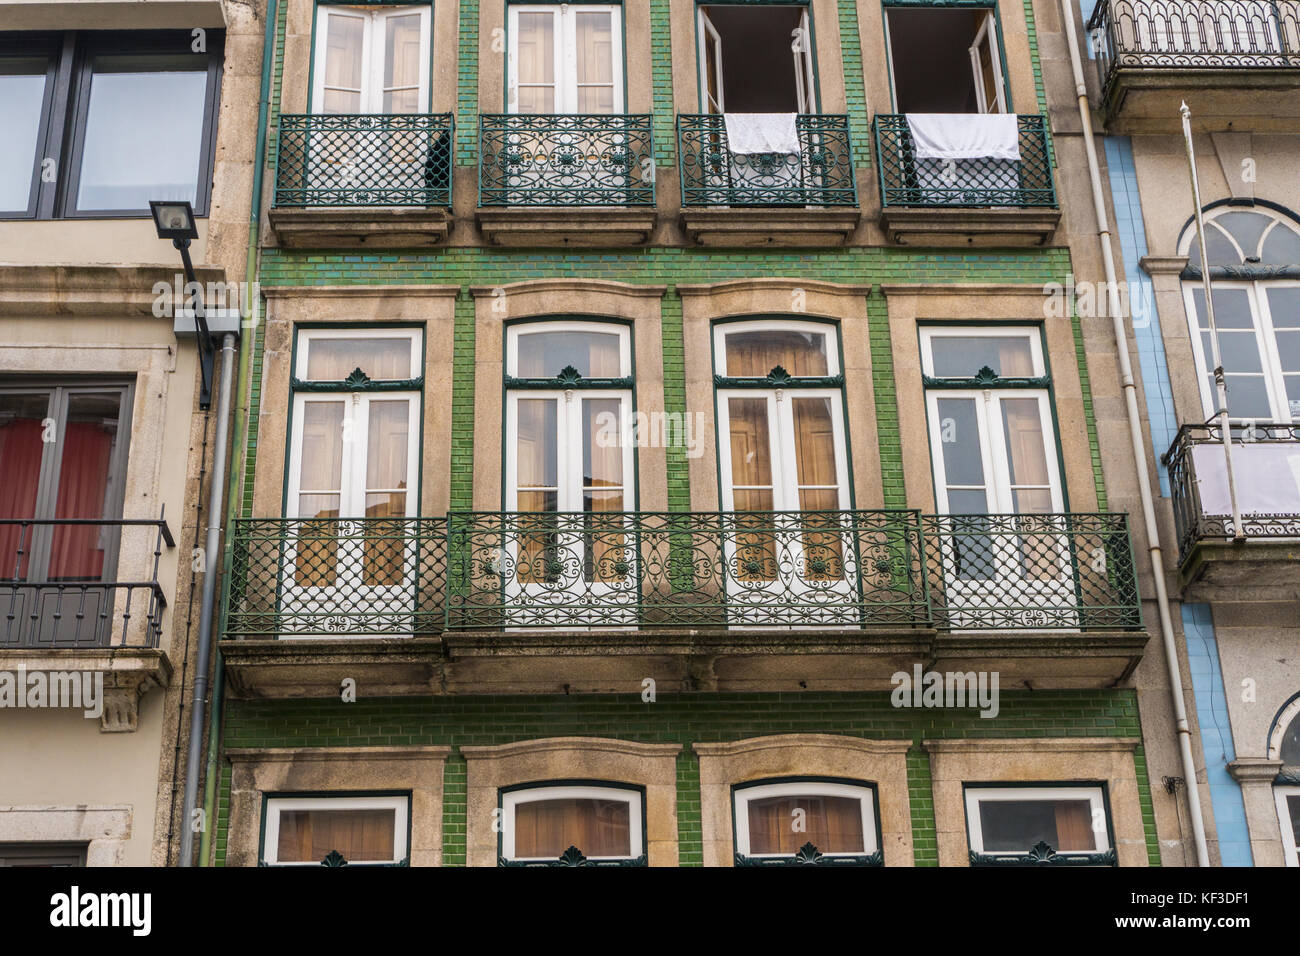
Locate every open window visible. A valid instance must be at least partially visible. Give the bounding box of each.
[733,779,880,865]
[262,794,409,866]
[886,7,1006,113]
[966,786,1115,865]
[499,784,645,865]
[697,4,815,113]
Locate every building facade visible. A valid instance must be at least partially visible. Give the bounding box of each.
[1087,0,1300,865]
[0,0,261,863]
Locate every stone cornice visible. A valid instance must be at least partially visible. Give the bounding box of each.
[460,736,681,760]
[693,734,912,758]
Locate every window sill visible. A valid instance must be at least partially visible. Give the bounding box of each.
[878,205,1060,247]
[475,207,658,247]
[679,207,860,247]
[268,206,452,249]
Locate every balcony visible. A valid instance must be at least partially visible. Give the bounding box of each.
[476,113,657,246]
[1164,423,1300,600]
[676,114,860,246]
[1089,0,1300,129]
[872,114,1060,247]
[0,518,175,731]
[268,113,455,248]
[221,510,1146,696]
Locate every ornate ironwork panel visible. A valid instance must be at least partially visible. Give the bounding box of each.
[274,113,454,208]
[921,512,1141,631]
[969,841,1118,866]
[478,114,655,206]
[872,114,1056,208]
[445,510,928,631]
[677,114,857,207]
[1089,0,1300,98]
[734,842,884,866]
[225,517,448,638]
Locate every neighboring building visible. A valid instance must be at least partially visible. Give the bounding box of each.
[206,0,1206,868]
[0,2,261,864]
[1086,0,1300,865]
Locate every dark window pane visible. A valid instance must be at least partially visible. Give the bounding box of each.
[979,798,1098,853]
[0,58,47,213]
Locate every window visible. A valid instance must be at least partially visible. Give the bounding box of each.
[1277,786,1300,867]
[312,5,431,114]
[508,4,623,114]
[284,329,422,634]
[499,784,644,865]
[501,321,634,624]
[1181,207,1300,423]
[885,6,1006,113]
[0,843,87,866]
[0,31,223,219]
[262,795,409,865]
[697,3,815,113]
[733,780,880,865]
[966,786,1114,865]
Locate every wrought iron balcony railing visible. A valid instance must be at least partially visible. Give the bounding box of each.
[1088,0,1300,95]
[478,114,655,206]
[1163,423,1300,562]
[274,113,454,208]
[224,517,448,638]
[1,518,173,648]
[224,510,1144,635]
[445,510,927,630]
[677,114,857,208]
[921,513,1141,631]
[873,114,1056,209]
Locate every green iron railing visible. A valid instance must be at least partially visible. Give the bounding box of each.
[872,114,1056,208]
[225,511,1142,635]
[677,114,857,207]
[274,113,454,207]
[478,113,655,206]
[225,517,448,638]
[921,513,1141,631]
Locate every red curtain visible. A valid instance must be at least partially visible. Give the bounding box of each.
[48,423,113,581]
[0,418,44,580]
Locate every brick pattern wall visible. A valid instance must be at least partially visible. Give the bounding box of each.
[212,690,1161,866]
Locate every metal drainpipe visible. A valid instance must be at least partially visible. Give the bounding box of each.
[1059,0,1210,866]
[179,332,236,866]
[194,0,281,867]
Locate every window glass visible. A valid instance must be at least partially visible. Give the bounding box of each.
[276,807,396,863]
[928,335,1035,378]
[724,329,828,377]
[0,57,47,213]
[75,55,208,211]
[515,11,556,113]
[306,337,413,381]
[383,13,423,113]
[975,796,1100,853]
[575,11,614,114]
[747,793,865,855]
[515,330,622,378]
[513,796,631,859]
[1281,711,1300,765]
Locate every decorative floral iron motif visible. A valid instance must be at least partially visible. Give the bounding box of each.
[969,841,1119,867]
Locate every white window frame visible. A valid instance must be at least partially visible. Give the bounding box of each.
[969,11,1007,114]
[312,4,432,114]
[287,328,422,522]
[713,320,850,514]
[500,784,644,863]
[965,786,1110,858]
[733,780,878,860]
[1275,785,1300,867]
[262,795,409,866]
[507,4,625,114]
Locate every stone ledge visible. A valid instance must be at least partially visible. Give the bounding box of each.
[693,733,912,758]
[268,206,452,248]
[476,208,657,247]
[225,745,452,764]
[0,263,227,317]
[879,206,1060,247]
[1179,538,1300,603]
[460,736,681,760]
[219,638,442,699]
[922,736,1142,755]
[0,646,172,733]
[679,208,860,247]
[1103,69,1300,133]
[930,629,1149,690]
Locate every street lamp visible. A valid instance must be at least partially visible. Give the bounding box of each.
[150,200,215,409]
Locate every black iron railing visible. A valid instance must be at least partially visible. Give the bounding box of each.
[274,113,454,207]
[677,114,857,207]
[224,510,1145,635]
[0,517,173,648]
[873,114,1056,208]
[478,114,655,206]
[224,517,448,638]
[922,513,1141,630]
[1089,0,1300,85]
[1163,423,1300,562]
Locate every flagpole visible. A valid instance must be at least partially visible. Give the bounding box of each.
[1181,101,1243,539]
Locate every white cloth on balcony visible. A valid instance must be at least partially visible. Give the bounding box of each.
[723,112,801,156]
[905,112,1020,161]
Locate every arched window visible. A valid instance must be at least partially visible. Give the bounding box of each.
[1269,696,1300,866]
[732,779,880,866]
[498,783,644,866]
[1179,205,1300,422]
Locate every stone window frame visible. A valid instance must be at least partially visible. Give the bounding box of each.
[731,776,882,865]
[461,736,681,867]
[0,806,131,866]
[694,733,914,867]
